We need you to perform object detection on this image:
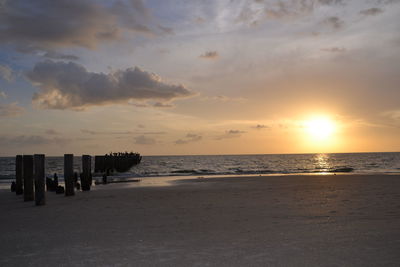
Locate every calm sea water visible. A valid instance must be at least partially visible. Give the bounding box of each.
[0,152,400,181]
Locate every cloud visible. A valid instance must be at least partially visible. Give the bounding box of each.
[81,129,132,135]
[0,0,158,53]
[81,129,166,136]
[360,8,384,16]
[158,25,174,35]
[318,0,344,4]
[81,129,100,135]
[175,133,202,145]
[141,131,166,135]
[236,0,345,26]
[134,135,156,145]
[0,135,71,147]
[265,1,314,19]
[45,129,59,135]
[27,60,194,110]
[153,102,174,108]
[0,91,7,99]
[201,95,247,103]
[0,65,13,82]
[0,0,119,49]
[322,16,344,30]
[252,124,270,130]
[216,130,245,140]
[383,110,400,121]
[227,130,245,135]
[42,51,80,60]
[211,95,231,102]
[321,47,346,53]
[199,51,218,59]
[0,102,25,117]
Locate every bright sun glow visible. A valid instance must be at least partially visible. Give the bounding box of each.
[305,117,336,141]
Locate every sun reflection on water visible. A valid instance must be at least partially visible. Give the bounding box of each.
[314,154,331,173]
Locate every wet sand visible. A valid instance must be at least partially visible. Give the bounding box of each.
[0,174,399,266]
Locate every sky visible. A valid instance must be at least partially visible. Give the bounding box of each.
[0,0,399,156]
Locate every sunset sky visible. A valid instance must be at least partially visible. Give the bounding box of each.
[0,0,399,156]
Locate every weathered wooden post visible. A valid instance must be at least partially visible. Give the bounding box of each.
[15,155,23,195]
[23,155,34,201]
[34,154,45,205]
[64,154,75,196]
[82,155,91,191]
[94,156,105,173]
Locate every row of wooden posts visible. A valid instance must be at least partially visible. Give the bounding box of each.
[14,154,92,206]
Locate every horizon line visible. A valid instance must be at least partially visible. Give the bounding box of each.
[1,151,399,158]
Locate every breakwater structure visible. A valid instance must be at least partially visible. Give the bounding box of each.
[94,152,142,174]
[10,152,141,206]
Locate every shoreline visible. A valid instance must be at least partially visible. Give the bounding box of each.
[1,171,399,189]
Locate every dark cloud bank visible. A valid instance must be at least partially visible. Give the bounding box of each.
[27,61,194,110]
[0,0,158,53]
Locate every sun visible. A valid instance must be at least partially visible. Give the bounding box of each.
[304,116,336,141]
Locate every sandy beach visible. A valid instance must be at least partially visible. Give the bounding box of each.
[0,174,399,266]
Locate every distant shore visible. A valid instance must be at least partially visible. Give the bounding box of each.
[1,174,399,266]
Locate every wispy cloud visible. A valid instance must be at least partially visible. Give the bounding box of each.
[0,65,14,82]
[134,135,156,145]
[80,129,166,135]
[199,51,218,59]
[216,130,245,140]
[252,124,270,130]
[322,16,344,30]
[153,102,174,108]
[175,133,202,145]
[360,8,384,16]
[201,95,247,103]
[321,47,346,53]
[42,51,80,60]
[0,102,25,117]
[236,0,344,26]
[45,129,59,135]
[0,135,71,147]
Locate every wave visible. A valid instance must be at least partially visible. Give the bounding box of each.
[330,167,354,173]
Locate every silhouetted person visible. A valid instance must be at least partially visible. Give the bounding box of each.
[11,182,16,192]
[46,177,57,191]
[53,173,58,187]
[73,172,80,190]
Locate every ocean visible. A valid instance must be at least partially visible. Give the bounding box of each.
[0,152,400,182]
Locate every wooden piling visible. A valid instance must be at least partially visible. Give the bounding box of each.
[64,154,75,196]
[23,155,34,201]
[94,156,105,173]
[34,154,45,205]
[82,155,91,191]
[15,155,23,195]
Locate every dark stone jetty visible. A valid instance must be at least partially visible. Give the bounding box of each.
[94,152,141,174]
